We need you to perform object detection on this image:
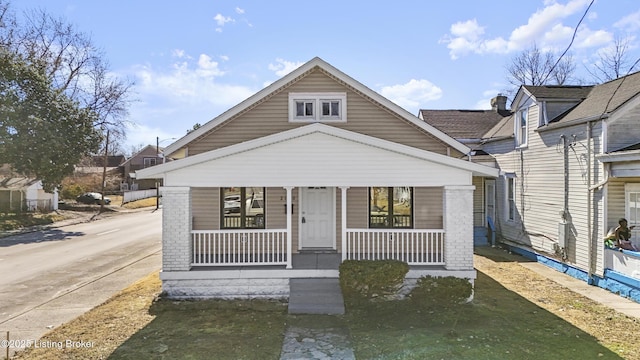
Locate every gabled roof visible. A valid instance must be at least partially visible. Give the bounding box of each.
[482,114,515,141]
[551,71,640,125]
[520,85,593,100]
[0,177,40,190]
[121,145,163,166]
[419,109,511,140]
[163,57,470,156]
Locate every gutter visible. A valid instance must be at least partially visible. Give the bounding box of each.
[535,113,609,133]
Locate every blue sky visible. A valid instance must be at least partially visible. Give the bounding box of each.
[11,0,640,150]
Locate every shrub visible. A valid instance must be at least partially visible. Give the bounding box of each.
[60,183,85,200]
[409,276,473,310]
[339,260,409,301]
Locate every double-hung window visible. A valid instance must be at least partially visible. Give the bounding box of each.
[516,107,528,148]
[505,175,516,222]
[143,157,157,168]
[289,93,347,123]
[369,187,413,228]
[221,187,265,229]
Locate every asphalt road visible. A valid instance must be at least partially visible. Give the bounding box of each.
[0,209,162,356]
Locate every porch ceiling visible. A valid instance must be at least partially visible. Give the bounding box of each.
[139,123,498,187]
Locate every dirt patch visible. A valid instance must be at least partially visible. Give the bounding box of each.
[474,246,640,359]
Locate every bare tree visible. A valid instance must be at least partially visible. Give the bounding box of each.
[506,43,577,88]
[0,2,133,140]
[587,36,631,82]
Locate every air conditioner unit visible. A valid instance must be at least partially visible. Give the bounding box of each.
[558,222,570,249]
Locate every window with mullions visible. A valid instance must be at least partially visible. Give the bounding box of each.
[221,187,265,229]
[369,187,413,228]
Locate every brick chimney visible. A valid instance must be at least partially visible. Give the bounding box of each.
[491,94,508,112]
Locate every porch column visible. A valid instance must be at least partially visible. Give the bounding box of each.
[161,187,192,271]
[443,185,475,270]
[285,186,293,269]
[340,186,349,261]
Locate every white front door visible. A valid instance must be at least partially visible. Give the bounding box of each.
[300,187,335,249]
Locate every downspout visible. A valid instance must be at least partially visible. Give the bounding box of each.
[587,121,595,284]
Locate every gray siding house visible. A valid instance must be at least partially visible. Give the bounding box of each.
[137,57,499,299]
[423,73,640,302]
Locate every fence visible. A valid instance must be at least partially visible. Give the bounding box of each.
[123,189,158,204]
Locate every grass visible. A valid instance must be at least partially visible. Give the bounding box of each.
[12,249,640,360]
[0,212,66,231]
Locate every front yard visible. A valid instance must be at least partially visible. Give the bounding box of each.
[12,247,640,360]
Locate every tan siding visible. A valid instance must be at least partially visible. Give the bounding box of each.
[414,187,443,229]
[188,69,459,158]
[472,177,484,226]
[347,187,368,228]
[192,187,219,230]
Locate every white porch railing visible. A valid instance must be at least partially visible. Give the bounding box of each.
[344,229,445,265]
[192,230,288,266]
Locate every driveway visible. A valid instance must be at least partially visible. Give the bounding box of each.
[0,209,161,355]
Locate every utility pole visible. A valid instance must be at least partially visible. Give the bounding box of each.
[100,130,110,214]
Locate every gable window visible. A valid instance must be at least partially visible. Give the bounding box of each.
[143,157,157,168]
[369,187,413,228]
[289,92,347,123]
[221,187,265,229]
[515,107,528,148]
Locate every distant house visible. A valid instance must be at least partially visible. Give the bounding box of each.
[0,177,58,212]
[137,57,499,299]
[121,145,164,190]
[75,155,126,174]
[422,73,640,302]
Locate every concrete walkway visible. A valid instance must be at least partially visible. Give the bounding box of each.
[288,278,345,315]
[280,326,355,360]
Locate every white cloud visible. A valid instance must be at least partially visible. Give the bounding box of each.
[268,58,305,77]
[132,54,253,108]
[379,79,442,111]
[214,13,235,32]
[235,7,245,14]
[214,13,235,26]
[614,10,640,32]
[442,0,602,59]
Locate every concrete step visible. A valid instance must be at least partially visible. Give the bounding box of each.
[288,278,345,315]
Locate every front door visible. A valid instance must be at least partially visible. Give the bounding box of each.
[300,187,335,249]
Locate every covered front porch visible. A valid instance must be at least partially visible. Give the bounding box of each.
[141,124,498,298]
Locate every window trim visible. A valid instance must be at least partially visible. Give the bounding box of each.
[515,107,528,148]
[220,187,266,229]
[143,157,157,168]
[368,187,413,229]
[289,92,347,123]
[505,175,516,222]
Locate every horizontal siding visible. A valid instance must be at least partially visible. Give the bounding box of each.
[188,69,461,158]
[472,177,484,226]
[192,187,218,230]
[414,187,443,229]
[488,103,605,273]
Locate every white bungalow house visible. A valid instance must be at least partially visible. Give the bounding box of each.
[136,57,499,299]
[422,72,640,302]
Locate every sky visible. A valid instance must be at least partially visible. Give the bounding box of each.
[10,0,640,151]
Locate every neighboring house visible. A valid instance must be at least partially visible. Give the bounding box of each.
[137,57,499,299]
[75,155,125,176]
[420,95,511,245]
[0,177,59,212]
[121,145,164,190]
[424,72,640,302]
